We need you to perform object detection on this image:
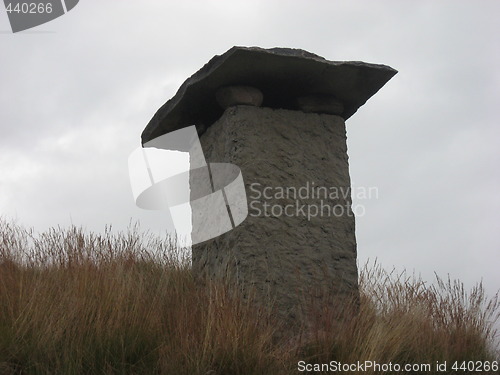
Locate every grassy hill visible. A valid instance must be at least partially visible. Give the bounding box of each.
[1,219,498,374]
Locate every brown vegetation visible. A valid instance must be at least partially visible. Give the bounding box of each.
[0,219,498,374]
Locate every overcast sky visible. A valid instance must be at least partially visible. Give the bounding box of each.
[1,0,499,319]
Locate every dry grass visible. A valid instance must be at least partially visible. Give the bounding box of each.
[0,218,499,374]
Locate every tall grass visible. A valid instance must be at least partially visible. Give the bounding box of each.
[0,219,499,374]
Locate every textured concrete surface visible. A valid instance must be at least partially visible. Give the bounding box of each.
[191,105,359,326]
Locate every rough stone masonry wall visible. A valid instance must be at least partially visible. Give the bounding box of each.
[191,105,359,326]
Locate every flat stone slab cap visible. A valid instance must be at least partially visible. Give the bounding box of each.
[142,46,397,144]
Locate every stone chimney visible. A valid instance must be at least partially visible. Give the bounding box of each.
[142,46,397,329]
